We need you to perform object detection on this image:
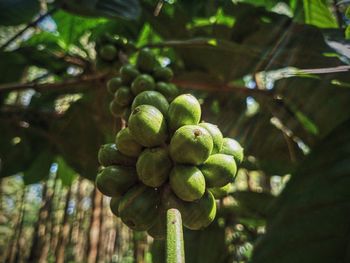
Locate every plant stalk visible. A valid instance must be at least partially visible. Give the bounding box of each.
[166,208,185,263]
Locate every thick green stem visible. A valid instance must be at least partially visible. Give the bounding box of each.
[166,208,185,263]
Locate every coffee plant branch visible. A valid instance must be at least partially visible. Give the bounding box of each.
[0,73,108,93]
[0,75,273,98]
[0,7,59,51]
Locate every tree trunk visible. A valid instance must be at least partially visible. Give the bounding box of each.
[14,188,27,263]
[73,178,86,262]
[27,178,55,263]
[55,186,73,263]
[97,195,104,263]
[5,186,26,263]
[0,179,5,262]
[49,179,62,256]
[87,187,103,263]
[39,177,58,263]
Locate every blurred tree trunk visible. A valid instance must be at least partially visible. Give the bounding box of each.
[97,196,105,263]
[5,186,26,263]
[27,177,55,263]
[55,186,73,263]
[113,221,122,261]
[87,187,103,263]
[0,179,4,262]
[73,178,86,262]
[260,174,272,192]
[38,177,58,263]
[14,188,27,263]
[49,180,63,256]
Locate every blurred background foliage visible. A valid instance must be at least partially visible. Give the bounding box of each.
[0,0,349,262]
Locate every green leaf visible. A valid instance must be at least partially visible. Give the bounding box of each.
[250,118,350,263]
[297,0,338,28]
[23,150,54,184]
[282,99,319,135]
[0,51,27,84]
[23,31,66,51]
[236,0,289,9]
[233,191,275,219]
[56,156,77,186]
[16,47,70,74]
[53,97,105,181]
[59,0,141,21]
[53,10,107,49]
[346,25,350,40]
[0,0,40,26]
[0,122,48,178]
[275,76,350,141]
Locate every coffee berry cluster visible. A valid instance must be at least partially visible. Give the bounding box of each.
[96,48,244,239]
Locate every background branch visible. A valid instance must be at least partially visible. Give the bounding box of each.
[0,7,59,51]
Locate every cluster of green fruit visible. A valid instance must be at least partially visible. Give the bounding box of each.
[107,48,179,120]
[95,33,134,68]
[96,49,244,239]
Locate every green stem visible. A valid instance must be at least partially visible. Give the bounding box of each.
[166,208,185,263]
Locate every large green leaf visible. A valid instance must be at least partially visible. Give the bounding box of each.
[250,118,350,263]
[23,31,66,51]
[0,0,40,26]
[53,10,107,49]
[59,0,141,20]
[53,97,105,181]
[0,51,27,84]
[146,3,343,81]
[0,120,49,179]
[274,75,350,141]
[233,191,275,219]
[293,0,338,28]
[23,150,54,184]
[56,156,77,186]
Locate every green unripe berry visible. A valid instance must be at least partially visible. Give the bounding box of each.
[153,66,174,82]
[99,44,117,61]
[170,125,213,165]
[128,105,168,147]
[200,154,237,187]
[132,90,169,115]
[120,64,140,85]
[109,100,126,117]
[199,122,223,154]
[107,77,122,94]
[168,94,201,131]
[131,74,155,95]
[220,138,244,164]
[136,147,172,187]
[110,196,121,217]
[96,165,137,197]
[98,143,136,167]
[118,185,160,231]
[208,183,233,199]
[170,165,206,202]
[181,190,217,230]
[136,48,158,73]
[155,82,179,102]
[115,128,143,157]
[114,86,133,106]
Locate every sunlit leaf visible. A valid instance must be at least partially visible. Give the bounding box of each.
[56,156,77,186]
